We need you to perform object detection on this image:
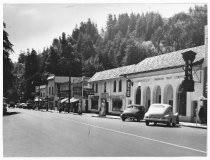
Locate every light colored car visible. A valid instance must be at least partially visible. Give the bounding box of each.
[144,103,179,127]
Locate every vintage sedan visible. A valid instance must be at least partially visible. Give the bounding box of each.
[144,103,179,127]
[121,104,145,122]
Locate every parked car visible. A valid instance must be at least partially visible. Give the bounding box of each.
[26,100,34,109]
[8,101,15,108]
[16,103,22,108]
[59,103,70,113]
[144,103,179,127]
[22,103,28,109]
[120,104,145,122]
[3,102,7,114]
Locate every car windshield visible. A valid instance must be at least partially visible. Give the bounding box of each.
[127,105,141,110]
[127,105,133,108]
[148,104,167,114]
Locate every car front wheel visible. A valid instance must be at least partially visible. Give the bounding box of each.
[146,121,149,126]
[122,117,125,121]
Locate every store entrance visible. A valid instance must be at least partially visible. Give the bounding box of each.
[105,102,109,114]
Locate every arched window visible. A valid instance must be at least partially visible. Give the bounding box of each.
[136,86,141,105]
[119,80,122,92]
[95,83,98,93]
[113,80,116,92]
[104,82,106,93]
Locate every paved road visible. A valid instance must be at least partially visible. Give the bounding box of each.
[3,108,207,157]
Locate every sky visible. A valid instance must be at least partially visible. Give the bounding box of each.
[3,1,206,62]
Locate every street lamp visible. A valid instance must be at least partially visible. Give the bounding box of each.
[59,57,73,112]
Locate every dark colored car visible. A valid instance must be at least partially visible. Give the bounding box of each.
[3,102,7,114]
[22,103,28,109]
[8,101,15,108]
[120,104,145,122]
[59,103,70,113]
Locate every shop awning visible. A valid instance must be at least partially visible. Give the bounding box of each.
[64,97,79,103]
[61,98,68,103]
[199,96,207,101]
[34,98,42,102]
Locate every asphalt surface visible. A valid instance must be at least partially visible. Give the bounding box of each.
[3,108,207,157]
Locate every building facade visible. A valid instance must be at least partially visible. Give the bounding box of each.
[88,65,135,115]
[47,75,69,110]
[88,27,207,122]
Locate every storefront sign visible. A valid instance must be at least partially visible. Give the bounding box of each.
[83,88,94,97]
[174,75,185,79]
[126,80,131,97]
[139,79,150,82]
[154,77,164,81]
[101,93,109,99]
[166,76,172,80]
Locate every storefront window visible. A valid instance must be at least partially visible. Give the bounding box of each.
[119,80,122,92]
[104,82,106,93]
[96,83,98,93]
[113,80,116,92]
[112,98,122,112]
[91,98,99,110]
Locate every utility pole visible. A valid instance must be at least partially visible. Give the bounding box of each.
[81,76,84,111]
[68,75,71,112]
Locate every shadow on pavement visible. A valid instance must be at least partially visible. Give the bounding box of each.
[147,123,181,128]
[3,111,21,116]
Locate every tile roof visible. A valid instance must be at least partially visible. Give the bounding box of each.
[88,45,205,82]
[133,45,205,74]
[88,65,135,82]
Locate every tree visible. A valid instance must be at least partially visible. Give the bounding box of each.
[18,51,27,64]
[83,55,104,77]
[3,22,14,98]
[23,49,40,100]
[45,47,61,75]
[122,39,147,65]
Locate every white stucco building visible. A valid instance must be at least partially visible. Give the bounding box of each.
[88,27,207,122]
[124,45,205,122]
[88,65,135,115]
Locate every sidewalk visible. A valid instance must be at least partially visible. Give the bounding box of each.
[34,109,207,129]
[83,113,207,129]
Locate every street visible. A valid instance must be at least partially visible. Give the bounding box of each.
[3,108,207,157]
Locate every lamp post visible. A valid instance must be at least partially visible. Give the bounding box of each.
[68,75,71,112]
[59,58,73,113]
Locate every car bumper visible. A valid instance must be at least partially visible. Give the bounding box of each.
[144,118,169,123]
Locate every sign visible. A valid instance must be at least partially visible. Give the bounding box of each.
[83,88,94,98]
[126,80,132,97]
[181,50,196,92]
[101,93,109,99]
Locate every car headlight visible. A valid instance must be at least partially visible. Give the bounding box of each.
[163,115,169,119]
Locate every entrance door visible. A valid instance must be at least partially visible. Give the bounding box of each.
[136,86,141,104]
[177,85,187,116]
[105,102,109,115]
[85,100,88,113]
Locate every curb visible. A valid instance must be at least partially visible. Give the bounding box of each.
[179,123,207,129]
[89,114,207,129]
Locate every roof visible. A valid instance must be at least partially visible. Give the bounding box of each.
[132,45,205,74]
[88,65,135,82]
[47,75,55,80]
[47,76,69,83]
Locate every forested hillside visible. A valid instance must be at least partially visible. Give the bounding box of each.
[13,5,207,100]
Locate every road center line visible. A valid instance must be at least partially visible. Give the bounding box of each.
[65,118,206,154]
